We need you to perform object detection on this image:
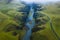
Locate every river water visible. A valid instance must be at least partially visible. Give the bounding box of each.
[23,5,35,40]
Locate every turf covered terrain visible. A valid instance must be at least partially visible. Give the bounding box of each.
[0,0,60,40]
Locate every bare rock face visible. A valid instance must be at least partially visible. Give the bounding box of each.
[4,24,21,32]
[32,26,45,33]
[12,32,17,36]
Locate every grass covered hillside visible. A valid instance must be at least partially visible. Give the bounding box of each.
[43,2,60,36]
[0,0,60,40]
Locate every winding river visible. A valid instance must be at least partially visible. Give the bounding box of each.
[23,5,35,40]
